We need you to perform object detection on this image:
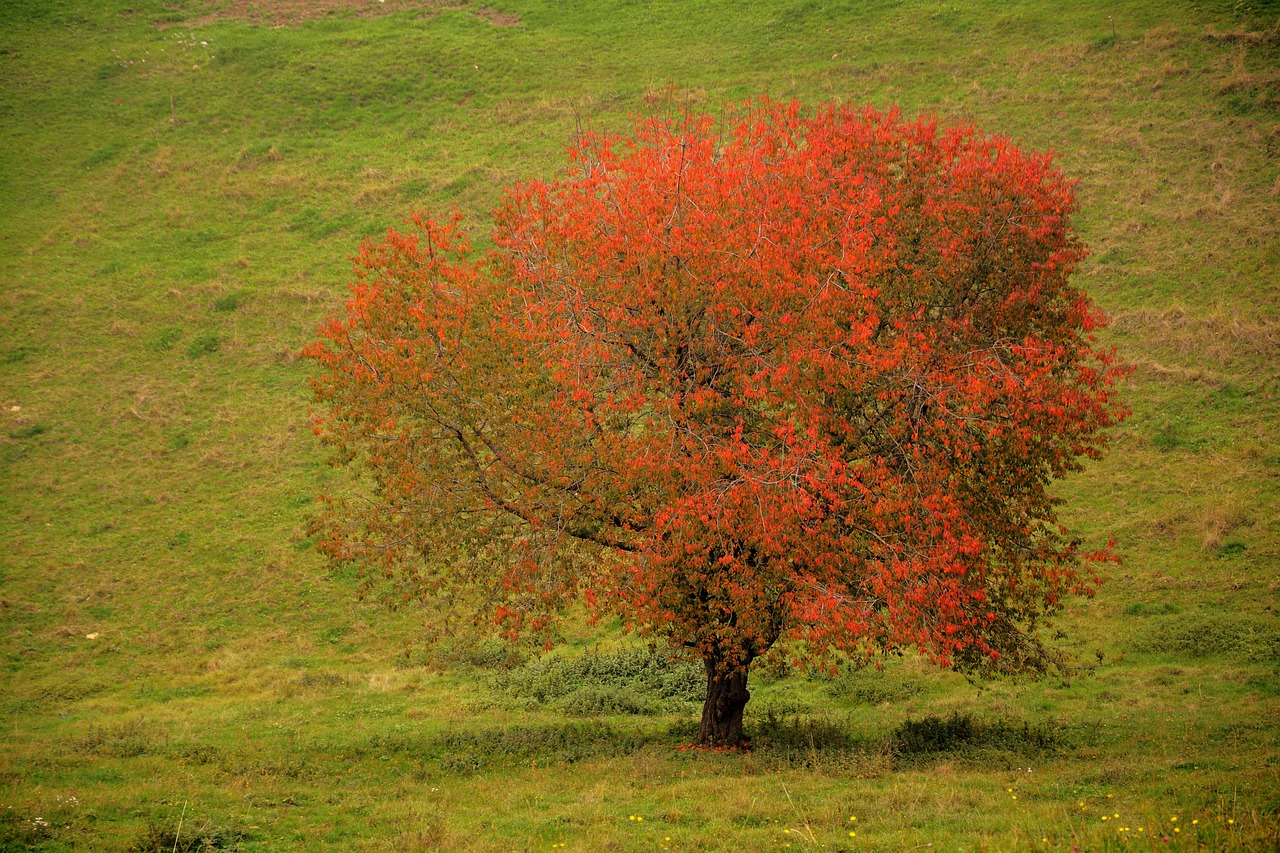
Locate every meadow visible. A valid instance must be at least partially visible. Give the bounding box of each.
[0,0,1277,849]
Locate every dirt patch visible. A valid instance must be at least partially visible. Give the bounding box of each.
[471,6,520,26]
[164,0,517,28]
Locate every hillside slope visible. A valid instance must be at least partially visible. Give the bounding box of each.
[1,1,1276,849]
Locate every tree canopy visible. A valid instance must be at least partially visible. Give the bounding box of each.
[304,98,1128,745]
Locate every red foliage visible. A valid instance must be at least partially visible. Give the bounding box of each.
[305,98,1127,741]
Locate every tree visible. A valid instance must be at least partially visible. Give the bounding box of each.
[304,98,1128,746]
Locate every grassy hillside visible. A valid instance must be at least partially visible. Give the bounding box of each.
[1,0,1277,849]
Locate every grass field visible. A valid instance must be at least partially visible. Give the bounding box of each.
[1,0,1278,849]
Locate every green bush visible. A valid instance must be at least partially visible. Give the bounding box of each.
[561,685,655,716]
[752,709,859,753]
[891,713,1061,760]
[489,646,704,710]
[825,666,923,704]
[893,713,977,754]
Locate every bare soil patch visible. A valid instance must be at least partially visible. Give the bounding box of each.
[472,6,520,26]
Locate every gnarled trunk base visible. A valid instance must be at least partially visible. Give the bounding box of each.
[698,659,751,747]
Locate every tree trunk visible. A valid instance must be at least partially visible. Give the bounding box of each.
[698,657,751,747]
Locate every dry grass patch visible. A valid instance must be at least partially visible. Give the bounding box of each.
[1203,24,1280,46]
[169,0,518,28]
[1110,307,1279,365]
[1142,24,1181,53]
[1199,502,1248,552]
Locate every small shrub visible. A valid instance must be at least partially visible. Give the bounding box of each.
[489,646,704,708]
[561,685,655,716]
[744,710,899,774]
[132,815,251,852]
[752,709,858,753]
[751,648,793,682]
[893,713,976,754]
[825,666,923,704]
[890,713,1061,761]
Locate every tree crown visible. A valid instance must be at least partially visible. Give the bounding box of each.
[305,98,1127,679]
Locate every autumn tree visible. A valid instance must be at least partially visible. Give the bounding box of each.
[305,98,1127,746]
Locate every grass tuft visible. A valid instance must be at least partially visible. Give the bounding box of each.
[8,422,48,439]
[77,720,161,758]
[433,722,649,771]
[212,290,250,312]
[132,813,251,853]
[185,332,221,358]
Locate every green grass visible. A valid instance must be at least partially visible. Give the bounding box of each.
[1,0,1278,849]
